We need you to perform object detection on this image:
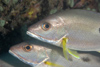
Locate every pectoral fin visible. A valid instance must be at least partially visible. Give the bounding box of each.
[44,61,63,67]
[62,45,69,60]
[67,49,80,59]
[62,37,80,60]
[62,38,69,60]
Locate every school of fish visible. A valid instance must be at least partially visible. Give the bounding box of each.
[9,9,100,67]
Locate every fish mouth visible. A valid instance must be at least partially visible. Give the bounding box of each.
[9,50,37,66]
[27,31,61,46]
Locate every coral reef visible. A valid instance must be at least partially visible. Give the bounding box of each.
[73,0,99,11]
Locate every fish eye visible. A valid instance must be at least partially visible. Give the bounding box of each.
[23,45,32,52]
[41,22,51,31]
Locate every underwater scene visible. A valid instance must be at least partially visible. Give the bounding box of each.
[0,0,100,67]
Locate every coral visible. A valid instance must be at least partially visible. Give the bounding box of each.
[0,19,6,27]
[0,6,3,11]
[22,2,41,20]
[73,0,99,11]
[48,0,63,14]
[67,0,74,7]
[49,8,58,14]
[0,0,42,34]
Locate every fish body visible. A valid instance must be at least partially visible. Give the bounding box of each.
[9,40,100,67]
[27,9,100,51]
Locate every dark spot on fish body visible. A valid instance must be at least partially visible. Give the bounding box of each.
[99,28,100,33]
[82,57,90,62]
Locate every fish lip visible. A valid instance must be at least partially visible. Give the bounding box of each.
[26,31,60,46]
[9,50,37,66]
[9,50,50,66]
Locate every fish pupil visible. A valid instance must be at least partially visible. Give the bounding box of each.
[45,24,49,28]
[26,46,30,50]
[23,45,32,52]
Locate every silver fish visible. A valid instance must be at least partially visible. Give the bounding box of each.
[9,43,49,67]
[9,42,64,67]
[27,9,100,51]
[9,40,100,67]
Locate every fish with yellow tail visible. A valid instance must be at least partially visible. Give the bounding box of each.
[27,9,100,54]
[9,42,63,67]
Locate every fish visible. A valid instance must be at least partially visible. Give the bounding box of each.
[27,9,100,52]
[8,40,100,67]
[9,42,64,67]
